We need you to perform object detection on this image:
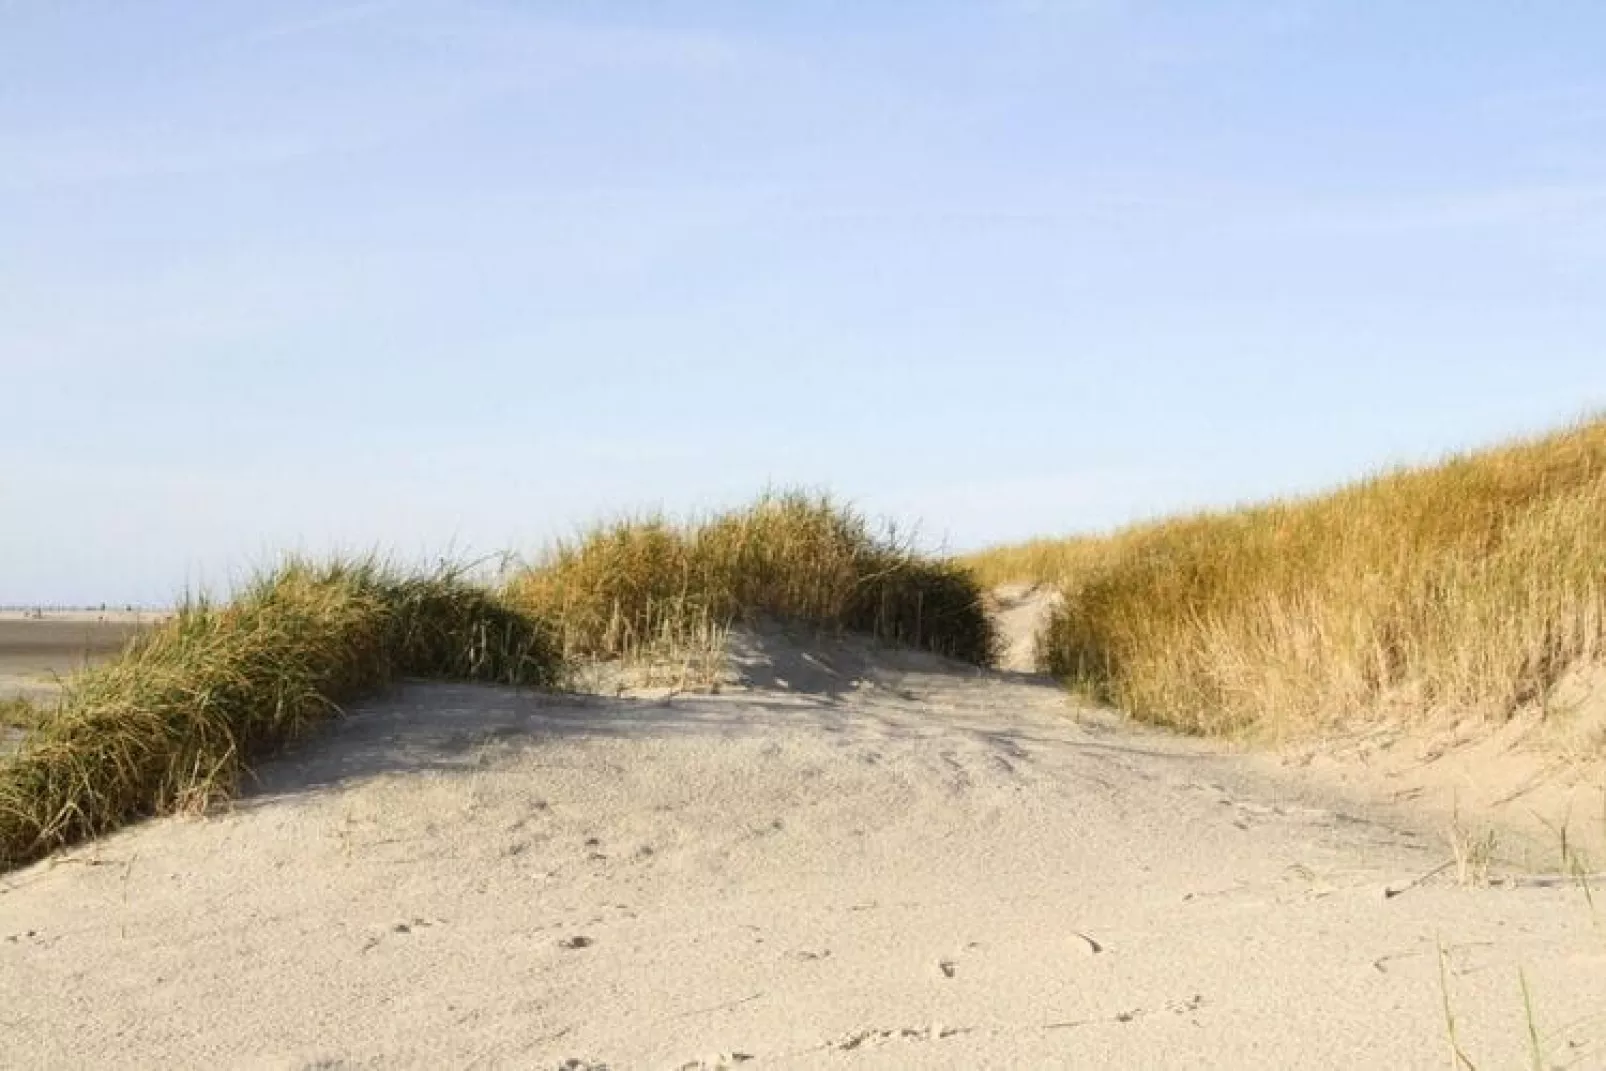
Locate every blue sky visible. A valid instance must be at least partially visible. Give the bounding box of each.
[3,1,1604,605]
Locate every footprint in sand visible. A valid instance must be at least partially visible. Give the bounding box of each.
[833,1025,968,1050]
[675,1054,753,1070]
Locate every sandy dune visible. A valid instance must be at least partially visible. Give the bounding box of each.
[3,621,1603,1068]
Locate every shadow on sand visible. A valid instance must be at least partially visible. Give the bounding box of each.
[242,647,1184,806]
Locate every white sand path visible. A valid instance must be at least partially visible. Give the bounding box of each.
[3,625,1603,1069]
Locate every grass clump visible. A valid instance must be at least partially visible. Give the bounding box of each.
[968,417,1606,738]
[0,560,557,871]
[0,697,46,733]
[506,491,996,668]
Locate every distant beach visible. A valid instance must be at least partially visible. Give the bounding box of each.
[0,611,164,699]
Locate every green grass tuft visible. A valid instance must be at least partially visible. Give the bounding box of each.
[0,559,557,871]
[1,494,993,872]
[0,697,46,733]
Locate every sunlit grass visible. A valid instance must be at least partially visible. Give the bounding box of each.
[1,493,994,871]
[0,697,45,733]
[966,417,1606,739]
[506,490,996,669]
[0,560,558,870]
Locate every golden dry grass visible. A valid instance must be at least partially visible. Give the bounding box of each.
[0,697,43,733]
[966,417,1606,738]
[506,491,996,668]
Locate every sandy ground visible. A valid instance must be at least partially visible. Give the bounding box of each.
[985,584,1062,675]
[4,605,1603,1069]
[989,585,1606,870]
[0,613,163,701]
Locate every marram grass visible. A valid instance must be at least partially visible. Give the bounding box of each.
[1,494,994,871]
[966,417,1606,739]
[506,491,997,668]
[0,697,43,733]
[0,560,559,870]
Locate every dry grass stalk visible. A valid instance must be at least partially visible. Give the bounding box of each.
[506,490,996,669]
[0,697,46,733]
[1448,822,1499,888]
[966,417,1606,741]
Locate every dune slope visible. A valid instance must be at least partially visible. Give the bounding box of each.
[3,628,1601,1069]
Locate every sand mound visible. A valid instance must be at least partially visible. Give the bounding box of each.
[3,627,1602,1068]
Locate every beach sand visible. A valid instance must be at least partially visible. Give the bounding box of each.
[0,612,161,700]
[4,604,1602,1068]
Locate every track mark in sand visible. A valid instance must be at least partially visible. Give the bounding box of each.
[671,992,765,1020]
[830,1025,972,1050]
[938,751,973,794]
[1382,858,1457,900]
[977,731,1031,762]
[674,1052,754,1069]
[1045,994,1205,1031]
[1372,939,1495,976]
[1180,880,1255,903]
[1072,931,1104,955]
[938,958,957,978]
[358,916,440,953]
[1371,950,1425,974]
